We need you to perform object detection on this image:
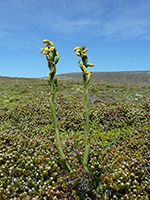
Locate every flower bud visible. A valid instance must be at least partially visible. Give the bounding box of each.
[82,48,89,53]
[76,53,81,57]
[73,46,82,52]
[87,63,95,67]
[42,39,54,46]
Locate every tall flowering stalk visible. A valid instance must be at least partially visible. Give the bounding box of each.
[40,40,95,174]
[40,39,71,171]
[73,46,95,171]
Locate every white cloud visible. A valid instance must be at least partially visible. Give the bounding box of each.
[41,0,150,40]
[0,0,150,45]
[95,0,150,40]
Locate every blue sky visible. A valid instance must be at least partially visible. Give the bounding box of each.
[0,0,150,78]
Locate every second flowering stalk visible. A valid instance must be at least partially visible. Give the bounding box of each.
[73,46,95,172]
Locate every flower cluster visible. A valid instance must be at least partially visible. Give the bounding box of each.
[73,46,95,84]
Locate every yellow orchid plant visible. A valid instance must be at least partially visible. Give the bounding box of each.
[73,46,95,172]
[40,40,95,174]
[40,39,71,171]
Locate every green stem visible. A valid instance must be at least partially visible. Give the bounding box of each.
[83,136,90,174]
[49,96,57,129]
[85,84,89,141]
[51,80,57,103]
[49,92,72,171]
[83,83,91,170]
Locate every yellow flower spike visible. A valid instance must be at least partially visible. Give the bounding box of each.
[73,44,95,174]
[82,48,89,53]
[41,39,72,172]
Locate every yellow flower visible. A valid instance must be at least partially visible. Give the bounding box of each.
[49,46,55,51]
[76,53,81,57]
[86,71,92,84]
[73,46,82,52]
[80,52,87,57]
[42,47,50,55]
[87,71,92,76]
[82,48,89,53]
[42,39,54,46]
[42,39,50,45]
[76,48,81,53]
[87,63,95,67]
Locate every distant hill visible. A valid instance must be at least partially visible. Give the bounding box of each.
[55,71,150,84]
